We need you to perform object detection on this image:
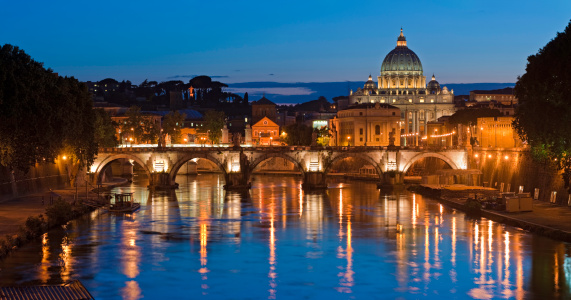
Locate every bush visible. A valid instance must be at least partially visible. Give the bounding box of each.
[465,198,482,216]
[45,198,73,226]
[24,215,46,238]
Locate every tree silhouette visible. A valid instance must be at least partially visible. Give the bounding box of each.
[513,20,571,192]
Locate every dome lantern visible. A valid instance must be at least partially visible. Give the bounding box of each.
[380,29,423,76]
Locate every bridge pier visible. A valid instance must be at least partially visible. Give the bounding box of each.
[149,172,178,190]
[302,172,327,190]
[224,172,251,190]
[377,171,404,190]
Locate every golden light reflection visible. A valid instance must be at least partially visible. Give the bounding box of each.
[122,227,140,279]
[504,232,510,290]
[452,217,456,267]
[268,215,277,299]
[424,221,430,284]
[39,234,50,283]
[299,187,303,218]
[122,280,142,300]
[412,194,416,227]
[60,237,72,282]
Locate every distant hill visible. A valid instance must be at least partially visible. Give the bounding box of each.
[227,81,515,104]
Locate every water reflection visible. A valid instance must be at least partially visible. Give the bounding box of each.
[0,174,569,299]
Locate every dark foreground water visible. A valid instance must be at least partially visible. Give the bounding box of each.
[1,174,570,299]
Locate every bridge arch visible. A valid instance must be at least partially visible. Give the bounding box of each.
[93,154,152,184]
[248,152,305,176]
[324,152,383,180]
[401,152,458,174]
[169,153,228,185]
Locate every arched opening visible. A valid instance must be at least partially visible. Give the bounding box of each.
[249,154,304,187]
[169,155,227,189]
[95,155,151,187]
[402,154,457,184]
[325,154,382,186]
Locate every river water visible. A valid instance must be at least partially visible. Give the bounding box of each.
[0,174,570,299]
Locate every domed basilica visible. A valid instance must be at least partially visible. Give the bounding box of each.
[349,29,456,146]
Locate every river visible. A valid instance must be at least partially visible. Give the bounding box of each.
[0,174,569,299]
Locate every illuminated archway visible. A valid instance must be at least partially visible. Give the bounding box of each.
[401,153,458,174]
[249,153,306,177]
[169,153,228,185]
[93,154,151,184]
[324,152,383,181]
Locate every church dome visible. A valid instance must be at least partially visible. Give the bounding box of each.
[427,74,440,94]
[380,29,423,76]
[363,75,375,89]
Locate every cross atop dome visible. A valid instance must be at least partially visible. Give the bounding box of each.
[397,28,407,47]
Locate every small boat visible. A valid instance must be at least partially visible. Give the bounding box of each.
[108,192,141,213]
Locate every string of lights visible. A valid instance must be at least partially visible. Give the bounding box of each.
[400,132,419,137]
[430,131,456,138]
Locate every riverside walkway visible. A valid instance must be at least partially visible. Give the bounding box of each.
[420,184,571,242]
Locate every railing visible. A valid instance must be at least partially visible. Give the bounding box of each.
[100,145,470,152]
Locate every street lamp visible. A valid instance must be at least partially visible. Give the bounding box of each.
[270,136,273,147]
[347,136,351,146]
[480,127,484,147]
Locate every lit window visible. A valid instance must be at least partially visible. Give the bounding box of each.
[381,99,385,103]
[409,99,412,103]
[392,99,396,103]
[420,99,424,103]
[430,99,434,103]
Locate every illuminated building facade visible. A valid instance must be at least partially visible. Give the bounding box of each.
[349,29,456,146]
[476,116,522,148]
[252,116,280,146]
[329,103,401,146]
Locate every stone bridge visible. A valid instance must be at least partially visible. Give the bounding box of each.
[89,146,468,190]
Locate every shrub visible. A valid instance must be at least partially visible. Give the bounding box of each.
[465,199,482,216]
[45,198,73,226]
[25,215,46,238]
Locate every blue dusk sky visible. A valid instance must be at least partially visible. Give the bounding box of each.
[1,0,570,86]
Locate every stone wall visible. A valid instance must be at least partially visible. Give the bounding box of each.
[470,148,568,204]
[0,161,71,201]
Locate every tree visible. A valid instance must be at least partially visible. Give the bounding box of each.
[163,111,186,144]
[0,44,97,171]
[316,127,331,146]
[283,123,313,146]
[121,106,146,143]
[94,109,119,147]
[201,110,226,144]
[513,20,571,192]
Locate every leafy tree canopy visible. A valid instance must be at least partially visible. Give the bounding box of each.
[0,44,97,171]
[283,123,313,146]
[163,111,186,144]
[201,110,226,144]
[513,20,571,191]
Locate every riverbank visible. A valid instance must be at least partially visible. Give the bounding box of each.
[411,184,571,243]
[0,185,115,260]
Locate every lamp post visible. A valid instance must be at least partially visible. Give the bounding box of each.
[347,136,351,147]
[480,127,483,147]
[270,136,273,147]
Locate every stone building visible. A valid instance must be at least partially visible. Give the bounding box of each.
[469,87,516,105]
[349,29,455,146]
[251,96,277,124]
[329,103,401,147]
[477,116,522,148]
[252,116,280,146]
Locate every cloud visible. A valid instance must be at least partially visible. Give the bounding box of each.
[226,87,315,96]
[167,75,229,79]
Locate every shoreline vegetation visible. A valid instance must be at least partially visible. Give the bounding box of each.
[0,198,96,260]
